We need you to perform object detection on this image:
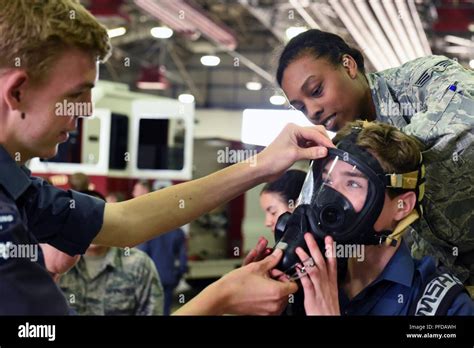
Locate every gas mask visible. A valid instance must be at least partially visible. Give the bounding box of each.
[273,123,425,278]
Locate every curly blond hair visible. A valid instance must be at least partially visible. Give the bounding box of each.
[0,0,111,82]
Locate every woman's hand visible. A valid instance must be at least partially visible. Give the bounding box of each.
[242,236,271,266]
[218,248,298,315]
[258,124,334,182]
[295,234,340,315]
[174,248,298,315]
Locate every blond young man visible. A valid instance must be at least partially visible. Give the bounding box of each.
[294,121,473,315]
[0,0,334,315]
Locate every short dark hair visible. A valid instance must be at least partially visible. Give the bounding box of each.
[261,170,307,205]
[135,179,151,192]
[276,29,365,86]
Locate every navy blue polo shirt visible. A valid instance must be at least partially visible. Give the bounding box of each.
[339,241,474,315]
[0,145,105,315]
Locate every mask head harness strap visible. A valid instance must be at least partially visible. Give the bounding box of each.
[383,153,425,246]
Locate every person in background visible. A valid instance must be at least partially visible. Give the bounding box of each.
[244,170,306,266]
[69,172,90,191]
[135,180,188,315]
[260,170,307,234]
[59,190,164,316]
[106,191,125,203]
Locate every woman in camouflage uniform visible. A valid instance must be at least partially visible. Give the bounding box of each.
[276,29,474,287]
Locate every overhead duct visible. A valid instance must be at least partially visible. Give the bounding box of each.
[134,0,238,50]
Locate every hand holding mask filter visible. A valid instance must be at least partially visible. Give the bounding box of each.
[273,121,425,280]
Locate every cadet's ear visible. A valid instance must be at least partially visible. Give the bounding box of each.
[393,191,417,221]
[1,69,28,112]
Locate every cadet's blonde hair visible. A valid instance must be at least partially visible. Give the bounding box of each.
[0,0,111,82]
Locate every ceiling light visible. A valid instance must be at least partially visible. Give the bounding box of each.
[407,0,432,55]
[381,0,417,60]
[368,0,410,63]
[445,35,474,47]
[150,26,173,39]
[107,27,126,38]
[468,23,474,32]
[269,95,286,106]
[285,26,308,40]
[330,0,385,70]
[136,82,168,90]
[394,0,425,57]
[200,55,220,67]
[246,81,262,91]
[178,94,195,103]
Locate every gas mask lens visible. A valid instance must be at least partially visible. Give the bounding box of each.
[317,155,369,213]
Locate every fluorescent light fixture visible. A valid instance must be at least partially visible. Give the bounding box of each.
[395,0,425,58]
[381,0,417,60]
[445,35,474,47]
[136,81,168,90]
[285,26,308,40]
[178,94,195,103]
[241,109,335,146]
[407,0,432,55]
[444,46,472,54]
[200,55,220,67]
[246,81,262,91]
[150,26,173,39]
[369,0,410,63]
[329,0,385,70]
[342,1,392,69]
[354,0,401,67]
[107,27,127,38]
[288,0,320,29]
[269,95,286,106]
[470,60,474,69]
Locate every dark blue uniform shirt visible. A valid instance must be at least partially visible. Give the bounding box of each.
[339,241,474,315]
[0,145,105,315]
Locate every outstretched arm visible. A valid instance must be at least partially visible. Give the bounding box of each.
[93,124,333,247]
[173,249,298,315]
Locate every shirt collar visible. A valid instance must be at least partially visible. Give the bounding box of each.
[0,145,32,200]
[376,240,415,288]
[77,248,121,280]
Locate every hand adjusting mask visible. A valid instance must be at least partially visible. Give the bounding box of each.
[273,123,425,277]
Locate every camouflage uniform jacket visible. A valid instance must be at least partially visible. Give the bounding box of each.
[59,247,164,315]
[366,55,474,283]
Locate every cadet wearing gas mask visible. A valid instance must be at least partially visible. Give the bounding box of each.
[273,121,474,315]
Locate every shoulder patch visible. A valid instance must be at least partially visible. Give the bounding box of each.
[414,60,451,88]
[414,273,464,315]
